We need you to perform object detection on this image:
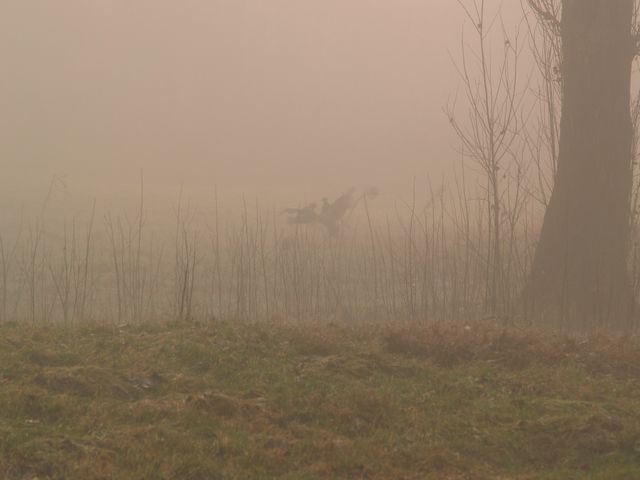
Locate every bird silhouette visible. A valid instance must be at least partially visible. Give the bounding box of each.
[282,202,319,225]
[282,187,374,235]
[318,188,356,235]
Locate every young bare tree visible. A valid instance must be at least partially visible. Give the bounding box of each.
[448,0,526,316]
[526,0,638,328]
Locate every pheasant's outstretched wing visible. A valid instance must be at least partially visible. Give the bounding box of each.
[325,188,356,221]
[319,188,356,235]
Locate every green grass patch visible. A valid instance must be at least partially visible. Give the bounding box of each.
[0,321,639,479]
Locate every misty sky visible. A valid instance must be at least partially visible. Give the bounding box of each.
[0,0,523,204]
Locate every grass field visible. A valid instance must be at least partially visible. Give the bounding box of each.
[1,320,640,479]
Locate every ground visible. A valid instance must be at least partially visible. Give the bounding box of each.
[1,320,640,479]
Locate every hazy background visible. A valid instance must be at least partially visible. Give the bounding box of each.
[0,0,524,210]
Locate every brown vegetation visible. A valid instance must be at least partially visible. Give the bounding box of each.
[1,321,640,479]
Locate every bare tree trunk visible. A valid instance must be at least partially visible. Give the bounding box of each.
[526,0,636,329]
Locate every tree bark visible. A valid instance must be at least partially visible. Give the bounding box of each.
[526,0,637,329]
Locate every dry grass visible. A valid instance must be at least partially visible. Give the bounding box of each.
[383,323,640,375]
[1,321,640,479]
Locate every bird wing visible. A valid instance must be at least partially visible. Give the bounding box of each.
[327,189,355,218]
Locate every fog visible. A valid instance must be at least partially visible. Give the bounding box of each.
[0,0,523,208]
[2,4,640,476]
